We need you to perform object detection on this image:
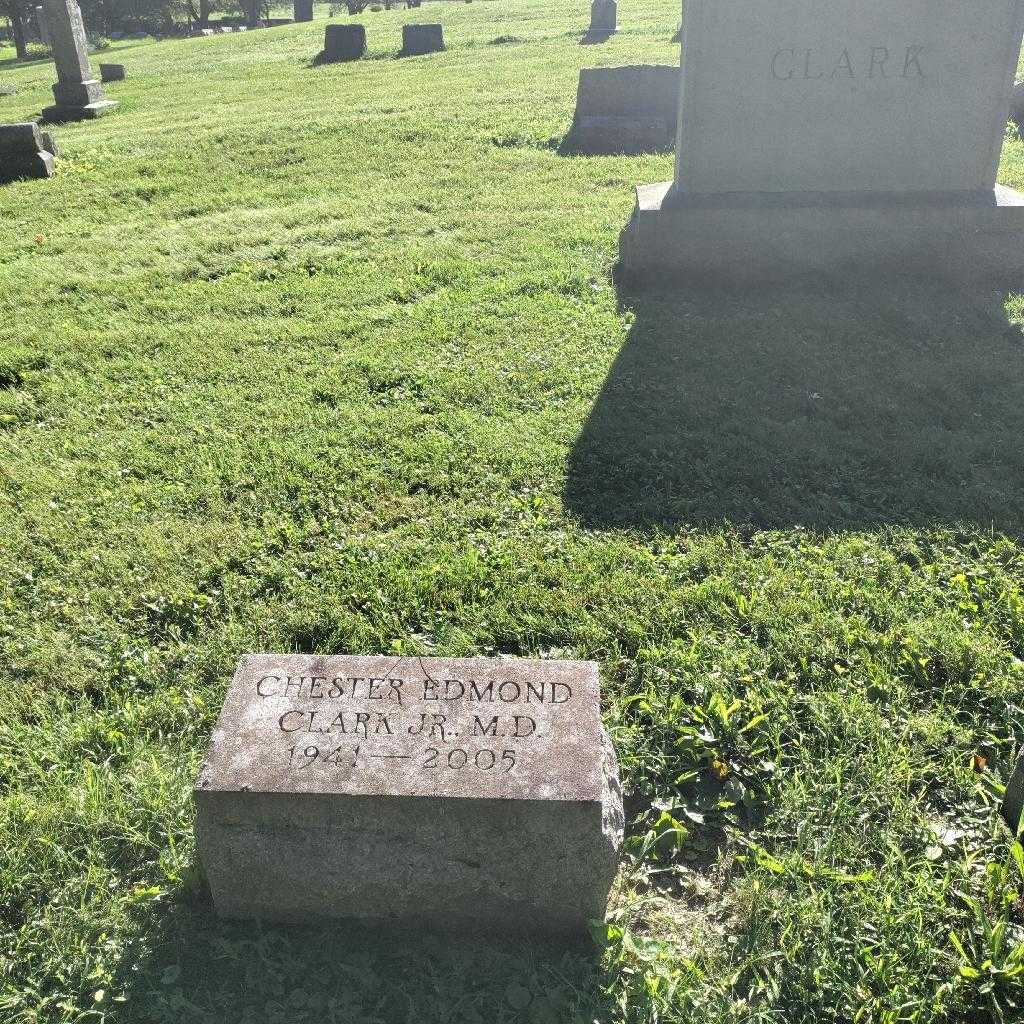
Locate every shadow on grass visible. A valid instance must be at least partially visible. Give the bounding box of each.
[114,892,608,1024]
[565,275,1024,533]
[579,31,614,46]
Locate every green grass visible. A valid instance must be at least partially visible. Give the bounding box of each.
[2,1,1024,1021]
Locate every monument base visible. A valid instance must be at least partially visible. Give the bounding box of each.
[619,182,1024,284]
[42,99,118,123]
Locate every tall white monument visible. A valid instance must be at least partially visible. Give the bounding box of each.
[619,0,1024,280]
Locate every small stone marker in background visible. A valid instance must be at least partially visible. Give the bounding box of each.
[401,22,444,56]
[588,0,616,36]
[0,122,58,181]
[568,64,678,154]
[41,0,117,122]
[619,0,1024,281]
[294,0,313,22]
[323,22,366,61]
[195,654,623,934]
[99,63,125,83]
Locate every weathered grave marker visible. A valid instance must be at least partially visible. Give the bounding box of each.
[568,65,678,154]
[99,63,125,83]
[323,22,365,61]
[40,0,117,122]
[0,122,57,181]
[401,23,443,55]
[294,0,313,21]
[588,0,616,36]
[195,654,623,933]
[619,0,1024,280]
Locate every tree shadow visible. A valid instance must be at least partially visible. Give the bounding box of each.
[565,274,1024,534]
[113,883,608,1024]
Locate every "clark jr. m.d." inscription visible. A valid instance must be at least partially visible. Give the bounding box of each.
[195,654,623,934]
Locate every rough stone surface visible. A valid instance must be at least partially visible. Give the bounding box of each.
[569,65,678,153]
[588,0,615,35]
[0,121,57,181]
[401,23,444,55]
[323,22,365,61]
[1003,751,1024,834]
[294,0,313,20]
[99,62,125,82]
[40,0,117,122]
[621,0,1024,280]
[195,654,623,934]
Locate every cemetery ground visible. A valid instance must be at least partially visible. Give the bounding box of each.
[2,0,1024,1020]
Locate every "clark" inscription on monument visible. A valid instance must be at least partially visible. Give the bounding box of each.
[196,654,604,802]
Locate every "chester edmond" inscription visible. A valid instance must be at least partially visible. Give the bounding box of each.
[771,45,926,81]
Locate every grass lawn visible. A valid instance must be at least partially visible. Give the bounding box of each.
[2,1,1024,1020]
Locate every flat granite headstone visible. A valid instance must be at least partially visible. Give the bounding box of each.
[40,0,117,122]
[195,654,623,934]
[569,65,679,154]
[401,22,443,55]
[0,122,57,181]
[323,22,366,61]
[99,63,125,82]
[294,0,313,20]
[619,0,1024,282]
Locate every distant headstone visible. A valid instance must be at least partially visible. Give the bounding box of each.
[1003,751,1024,834]
[99,63,125,82]
[0,122,57,181]
[619,0,1024,281]
[588,0,615,35]
[40,0,117,122]
[323,22,365,61]
[294,0,313,21]
[401,22,443,55]
[195,654,623,933]
[34,5,52,46]
[569,65,679,154]
[1011,80,1024,132]
[0,85,17,96]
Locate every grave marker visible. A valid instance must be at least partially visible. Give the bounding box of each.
[588,0,616,36]
[40,0,117,122]
[0,122,57,181]
[323,22,365,61]
[619,0,1024,280]
[195,654,623,934]
[401,23,443,55]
